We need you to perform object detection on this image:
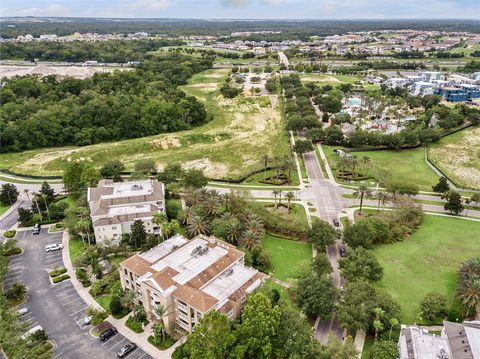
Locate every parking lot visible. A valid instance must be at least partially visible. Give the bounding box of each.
[5,228,154,359]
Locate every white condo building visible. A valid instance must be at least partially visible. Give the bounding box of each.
[88,179,166,245]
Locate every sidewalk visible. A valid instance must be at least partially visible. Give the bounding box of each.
[62,232,181,358]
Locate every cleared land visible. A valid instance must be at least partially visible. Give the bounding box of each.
[428,126,480,190]
[262,234,312,281]
[0,68,290,181]
[373,215,480,323]
[323,145,439,191]
[300,73,361,85]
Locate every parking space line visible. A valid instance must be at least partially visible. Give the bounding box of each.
[69,302,87,312]
[107,336,127,351]
[62,296,83,307]
[56,288,76,297]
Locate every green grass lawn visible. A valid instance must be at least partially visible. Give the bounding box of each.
[69,238,85,264]
[373,215,480,323]
[261,279,295,309]
[0,68,289,182]
[95,294,112,312]
[262,233,312,281]
[0,202,11,216]
[323,145,439,191]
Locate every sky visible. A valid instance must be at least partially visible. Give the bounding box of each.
[2,0,480,19]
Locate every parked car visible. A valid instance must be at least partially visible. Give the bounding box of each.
[339,245,347,257]
[17,308,29,316]
[45,243,63,252]
[333,218,340,227]
[21,325,43,340]
[99,327,117,341]
[81,316,92,326]
[33,224,41,235]
[117,342,137,358]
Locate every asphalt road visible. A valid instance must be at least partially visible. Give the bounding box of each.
[0,198,32,230]
[6,228,153,359]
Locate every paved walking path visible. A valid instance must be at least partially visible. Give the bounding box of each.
[62,232,181,359]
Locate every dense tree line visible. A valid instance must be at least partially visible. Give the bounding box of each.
[3,18,479,39]
[0,39,184,63]
[0,53,212,152]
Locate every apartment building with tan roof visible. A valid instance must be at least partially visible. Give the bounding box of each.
[119,234,266,333]
[87,179,165,245]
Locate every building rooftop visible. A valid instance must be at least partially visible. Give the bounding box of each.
[120,234,265,313]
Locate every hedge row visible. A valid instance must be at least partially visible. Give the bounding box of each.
[52,274,70,283]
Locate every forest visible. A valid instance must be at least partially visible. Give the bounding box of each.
[0,39,184,63]
[1,18,479,39]
[0,53,213,152]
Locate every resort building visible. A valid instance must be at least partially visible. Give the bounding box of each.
[398,321,480,359]
[119,234,266,333]
[87,179,165,245]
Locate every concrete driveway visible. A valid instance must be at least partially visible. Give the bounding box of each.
[5,228,153,359]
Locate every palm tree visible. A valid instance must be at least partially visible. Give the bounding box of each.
[38,193,51,221]
[204,196,220,217]
[373,307,385,342]
[285,192,295,213]
[338,157,350,181]
[226,220,243,245]
[375,191,391,212]
[458,275,480,316]
[32,194,43,221]
[23,188,30,201]
[187,216,209,237]
[241,229,260,251]
[76,219,92,245]
[185,190,202,207]
[349,156,359,177]
[246,217,265,239]
[152,304,170,343]
[222,193,233,212]
[180,207,194,225]
[121,289,137,320]
[273,156,281,180]
[283,156,296,184]
[389,318,399,340]
[261,154,270,180]
[465,198,472,217]
[361,156,371,169]
[272,190,279,208]
[353,184,372,215]
[278,190,283,207]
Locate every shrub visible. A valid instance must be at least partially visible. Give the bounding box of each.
[419,292,447,322]
[29,329,49,343]
[87,306,108,326]
[3,230,16,238]
[89,278,109,297]
[166,200,181,220]
[49,267,67,277]
[109,296,123,315]
[76,268,91,287]
[52,274,70,283]
[6,282,26,302]
[126,316,145,333]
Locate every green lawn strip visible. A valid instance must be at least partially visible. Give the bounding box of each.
[373,215,480,323]
[314,145,327,177]
[323,145,439,191]
[108,255,129,268]
[125,316,148,333]
[0,202,11,216]
[208,182,300,191]
[69,239,86,264]
[360,335,375,359]
[0,175,61,184]
[262,233,312,281]
[95,295,112,312]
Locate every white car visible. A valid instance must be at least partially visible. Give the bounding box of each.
[82,316,92,326]
[17,308,29,316]
[45,243,63,252]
